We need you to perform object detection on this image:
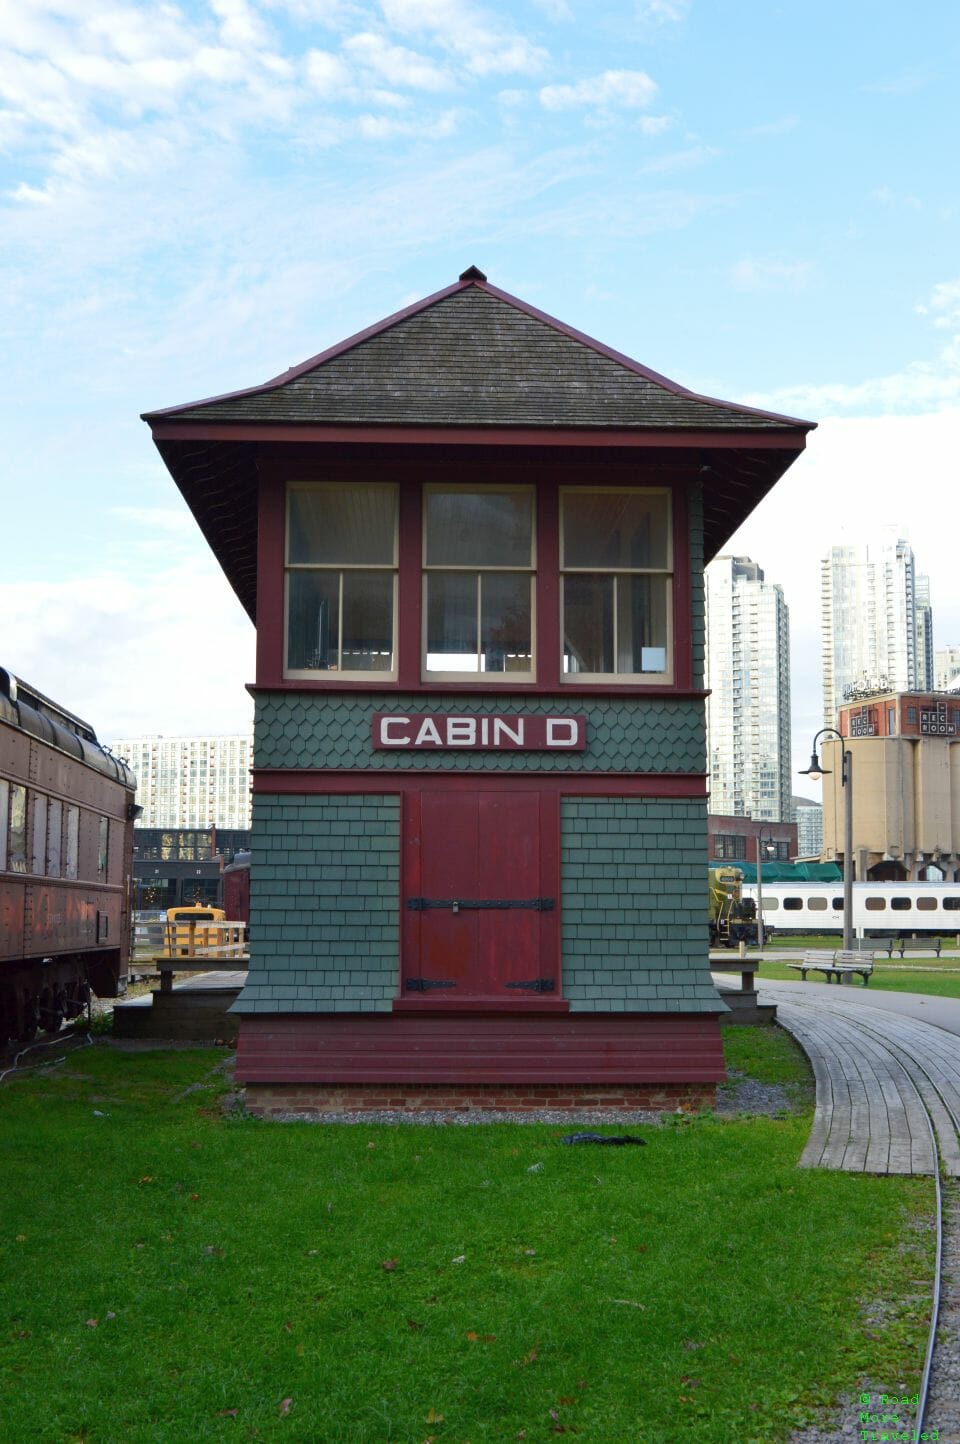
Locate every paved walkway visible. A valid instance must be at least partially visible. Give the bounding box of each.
[713,973,960,1176]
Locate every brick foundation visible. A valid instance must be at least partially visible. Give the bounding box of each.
[242,1081,716,1116]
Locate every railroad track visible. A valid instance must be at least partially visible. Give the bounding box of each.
[757,982,960,1438]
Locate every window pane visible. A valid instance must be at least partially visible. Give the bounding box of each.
[426,573,479,672]
[0,780,8,870]
[480,573,532,673]
[617,574,669,673]
[425,491,532,568]
[7,784,26,874]
[47,799,62,878]
[65,806,79,880]
[287,571,340,670]
[563,574,613,674]
[865,897,886,911]
[563,491,669,569]
[807,897,827,910]
[891,897,911,910]
[32,794,47,874]
[98,817,109,880]
[341,572,394,672]
[288,487,395,565]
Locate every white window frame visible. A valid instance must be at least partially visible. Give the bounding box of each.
[284,482,399,681]
[560,485,674,685]
[421,484,536,683]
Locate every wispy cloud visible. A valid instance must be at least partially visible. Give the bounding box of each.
[730,257,815,292]
[872,185,922,211]
[379,0,548,76]
[744,114,799,138]
[634,0,690,24]
[540,68,658,112]
[744,276,960,417]
[640,144,718,174]
[861,65,933,96]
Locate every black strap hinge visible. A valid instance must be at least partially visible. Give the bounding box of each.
[404,977,457,991]
[504,978,556,993]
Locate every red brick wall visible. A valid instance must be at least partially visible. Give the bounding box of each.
[243,1081,715,1115]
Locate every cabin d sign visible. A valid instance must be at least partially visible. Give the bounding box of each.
[372,713,587,751]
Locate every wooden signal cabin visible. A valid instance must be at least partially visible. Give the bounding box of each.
[144,267,813,1113]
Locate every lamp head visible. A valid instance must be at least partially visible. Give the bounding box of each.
[798,751,830,782]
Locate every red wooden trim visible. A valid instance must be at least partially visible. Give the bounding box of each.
[235,1011,726,1085]
[397,481,422,689]
[672,484,692,690]
[149,420,811,451]
[252,770,706,797]
[248,682,709,698]
[256,472,285,686]
[392,998,569,1013]
[399,789,421,993]
[537,482,561,689]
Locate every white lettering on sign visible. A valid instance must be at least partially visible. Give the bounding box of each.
[379,716,412,746]
[414,718,443,746]
[493,718,524,746]
[371,714,587,751]
[546,718,578,748]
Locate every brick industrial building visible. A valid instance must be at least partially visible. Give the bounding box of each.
[144,267,813,1112]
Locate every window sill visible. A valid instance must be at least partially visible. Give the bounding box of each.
[393,996,570,1013]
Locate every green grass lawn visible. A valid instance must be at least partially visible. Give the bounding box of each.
[0,1034,934,1444]
[748,957,960,998]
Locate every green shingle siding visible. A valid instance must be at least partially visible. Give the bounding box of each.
[231,794,400,1014]
[560,798,722,1013]
[255,695,705,774]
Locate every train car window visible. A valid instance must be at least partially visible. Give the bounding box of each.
[783,897,803,910]
[65,806,79,880]
[46,798,62,877]
[98,817,109,880]
[891,897,911,910]
[865,897,886,911]
[0,780,7,870]
[807,897,828,910]
[832,897,844,909]
[915,897,937,911]
[31,793,47,874]
[760,897,778,911]
[944,898,960,911]
[7,783,27,873]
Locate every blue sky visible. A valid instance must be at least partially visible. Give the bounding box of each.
[2,0,959,779]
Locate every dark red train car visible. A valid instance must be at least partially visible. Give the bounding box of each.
[222,850,251,927]
[0,668,137,1042]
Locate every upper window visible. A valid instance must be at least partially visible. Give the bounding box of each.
[423,487,534,678]
[285,484,398,678]
[560,488,672,682]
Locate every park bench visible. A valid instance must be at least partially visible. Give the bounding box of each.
[785,949,874,986]
[862,935,897,958]
[895,936,942,959]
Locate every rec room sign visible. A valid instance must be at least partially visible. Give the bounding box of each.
[372,713,587,751]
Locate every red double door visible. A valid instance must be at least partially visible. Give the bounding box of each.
[401,789,561,1002]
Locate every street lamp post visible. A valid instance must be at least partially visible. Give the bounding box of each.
[799,728,854,951]
[755,829,776,951]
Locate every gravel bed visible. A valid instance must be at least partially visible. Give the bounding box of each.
[790,1180,960,1443]
[238,1103,666,1126]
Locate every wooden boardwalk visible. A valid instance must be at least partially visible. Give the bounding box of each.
[750,980,960,1176]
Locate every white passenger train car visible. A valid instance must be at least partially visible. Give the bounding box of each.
[741,881,960,937]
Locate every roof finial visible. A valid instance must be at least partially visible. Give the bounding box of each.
[459,264,487,282]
